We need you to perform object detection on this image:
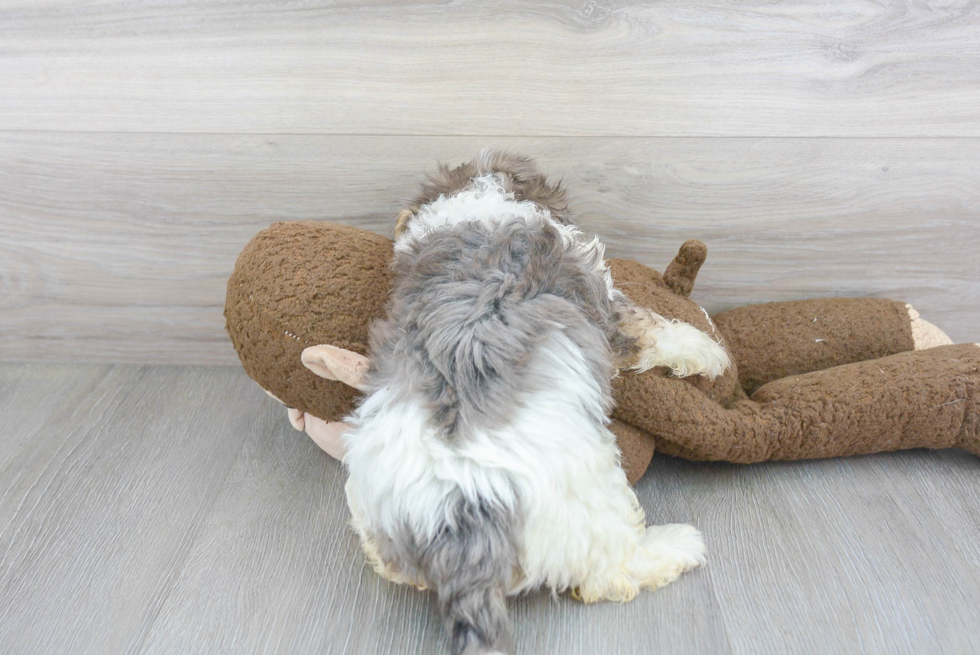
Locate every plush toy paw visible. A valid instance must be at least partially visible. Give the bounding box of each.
[907,304,954,350]
[285,406,350,460]
[264,388,350,460]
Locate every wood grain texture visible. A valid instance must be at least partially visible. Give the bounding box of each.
[0,365,261,655]
[1,364,978,654]
[1,0,978,136]
[665,454,980,654]
[3,2,978,651]
[137,397,447,655]
[1,132,978,363]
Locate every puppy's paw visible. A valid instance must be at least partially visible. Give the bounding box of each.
[633,320,731,379]
[630,523,706,589]
[647,523,707,568]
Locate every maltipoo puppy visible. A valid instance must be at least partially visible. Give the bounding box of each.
[343,151,725,655]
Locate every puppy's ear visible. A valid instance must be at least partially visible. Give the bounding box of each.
[394,208,414,238]
[301,345,370,391]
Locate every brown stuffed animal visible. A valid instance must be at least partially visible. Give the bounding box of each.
[225,221,980,483]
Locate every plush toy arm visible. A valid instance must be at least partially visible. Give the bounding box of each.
[711,298,940,395]
[266,393,349,460]
[614,344,980,463]
[301,413,351,460]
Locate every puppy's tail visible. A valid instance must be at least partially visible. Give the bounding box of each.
[421,497,519,655]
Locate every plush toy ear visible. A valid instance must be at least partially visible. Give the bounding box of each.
[663,239,708,298]
[301,345,370,391]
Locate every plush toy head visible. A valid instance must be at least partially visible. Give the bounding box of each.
[225,221,394,422]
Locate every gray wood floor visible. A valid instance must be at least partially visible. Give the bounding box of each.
[2,363,978,655]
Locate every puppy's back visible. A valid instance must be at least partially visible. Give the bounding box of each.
[347,156,625,655]
[370,216,617,441]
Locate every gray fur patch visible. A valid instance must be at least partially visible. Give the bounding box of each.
[360,498,521,654]
[418,497,521,655]
[366,216,626,440]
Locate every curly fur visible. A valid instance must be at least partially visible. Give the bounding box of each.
[344,151,711,655]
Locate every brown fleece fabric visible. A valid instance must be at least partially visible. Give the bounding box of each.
[662,239,708,298]
[614,345,980,462]
[609,244,979,465]
[713,298,915,395]
[609,419,657,485]
[226,222,980,484]
[225,221,394,421]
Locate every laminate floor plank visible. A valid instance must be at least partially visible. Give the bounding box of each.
[658,454,980,655]
[1,364,978,654]
[0,365,259,655]
[136,404,445,655]
[0,363,110,475]
[869,449,980,571]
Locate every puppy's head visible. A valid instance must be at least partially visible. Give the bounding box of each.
[393,149,571,239]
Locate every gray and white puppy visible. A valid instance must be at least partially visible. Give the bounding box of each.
[342,151,725,655]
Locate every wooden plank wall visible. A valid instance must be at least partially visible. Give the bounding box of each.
[1,1,978,364]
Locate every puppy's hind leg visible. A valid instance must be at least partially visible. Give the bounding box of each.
[571,483,706,603]
[520,437,705,604]
[620,522,707,594]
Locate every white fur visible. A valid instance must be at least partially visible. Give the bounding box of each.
[395,174,553,255]
[345,330,705,602]
[624,306,731,379]
[397,174,623,312]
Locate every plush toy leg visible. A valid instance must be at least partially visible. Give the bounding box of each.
[712,298,920,395]
[614,344,980,462]
[608,419,656,485]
